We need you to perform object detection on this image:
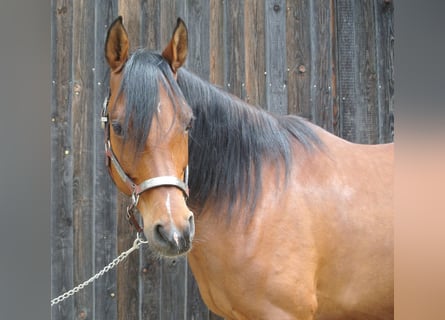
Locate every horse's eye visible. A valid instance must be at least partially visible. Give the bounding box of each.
[112,121,123,136]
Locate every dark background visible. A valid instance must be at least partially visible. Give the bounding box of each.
[0,0,444,319]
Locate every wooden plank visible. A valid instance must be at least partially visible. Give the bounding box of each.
[224,0,246,98]
[355,0,379,144]
[175,0,187,31]
[71,0,96,318]
[161,257,187,319]
[335,0,357,142]
[160,1,179,47]
[119,0,142,46]
[329,0,340,137]
[140,245,162,319]
[93,1,119,319]
[286,0,311,118]
[140,0,161,49]
[244,0,266,107]
[51,1,74,319]
[209,0,225,87]
[265,0,288,115]
[336,0,383,144]
[186,0,210,79]
[374,0,394,143]
[308,0,335,131]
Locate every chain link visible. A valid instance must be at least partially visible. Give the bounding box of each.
[51,234,148,306]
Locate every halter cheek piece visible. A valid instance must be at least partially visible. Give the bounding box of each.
[101,95,189,233]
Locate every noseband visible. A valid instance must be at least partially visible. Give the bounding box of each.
[101,95,189,233]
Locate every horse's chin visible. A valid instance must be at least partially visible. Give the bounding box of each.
[151,245,191,258]
[162,248,191,258]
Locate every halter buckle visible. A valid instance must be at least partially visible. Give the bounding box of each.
[126,191,143,233]
[131,190,140,207]
[101,100,109,129]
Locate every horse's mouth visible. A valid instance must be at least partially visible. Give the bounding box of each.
[145,221,194,257]
[149,238,193,257]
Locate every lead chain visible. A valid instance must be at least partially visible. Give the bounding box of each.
[51,234,148,306]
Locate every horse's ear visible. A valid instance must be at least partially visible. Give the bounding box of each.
[105,16,129,72]
[162,18,188,73]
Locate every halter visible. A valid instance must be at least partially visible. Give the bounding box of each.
[101,95,189,233]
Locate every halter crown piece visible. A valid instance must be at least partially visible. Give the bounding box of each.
[101,95,189,233]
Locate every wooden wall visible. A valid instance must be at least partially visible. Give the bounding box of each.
[51,0,394,319]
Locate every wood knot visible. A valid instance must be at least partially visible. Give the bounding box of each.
[298,65,306,73]
[57,6,67,15]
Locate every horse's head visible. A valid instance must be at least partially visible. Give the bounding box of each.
[104,17,194,256]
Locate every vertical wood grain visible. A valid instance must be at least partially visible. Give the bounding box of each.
[186,0,210,79]
[141,0,161,49]
[309,0,335,131]
[93,0,119,319]
[335,0,358,142]
[51,0,74,318]
[160,0,178,47]
[71,0,96,318]
[224,0,246,98]
[355,0,379,144]
[209,0,225,87]
[286,0,311,118]
[160,258,187,319]
[335,0,386,144]
[374,0,394,143]
[244,0,266,107]
[265,0,288,115]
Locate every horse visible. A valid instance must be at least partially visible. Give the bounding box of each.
[103,17,394,320]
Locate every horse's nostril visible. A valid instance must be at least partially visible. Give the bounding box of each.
[155,224,169,243]
[188,215,195,237]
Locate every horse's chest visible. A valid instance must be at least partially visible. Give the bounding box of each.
[188,202,318,318]
[188,243,256,307]
[187,231,311,319]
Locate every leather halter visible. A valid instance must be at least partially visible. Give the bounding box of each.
[101,95,189,233]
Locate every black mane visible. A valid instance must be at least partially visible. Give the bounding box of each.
[178,69,322,220]
[118,49,322,221]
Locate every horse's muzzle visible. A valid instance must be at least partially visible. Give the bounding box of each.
[151,213,195,256]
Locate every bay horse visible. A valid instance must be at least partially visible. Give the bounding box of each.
[103,17,393,320]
